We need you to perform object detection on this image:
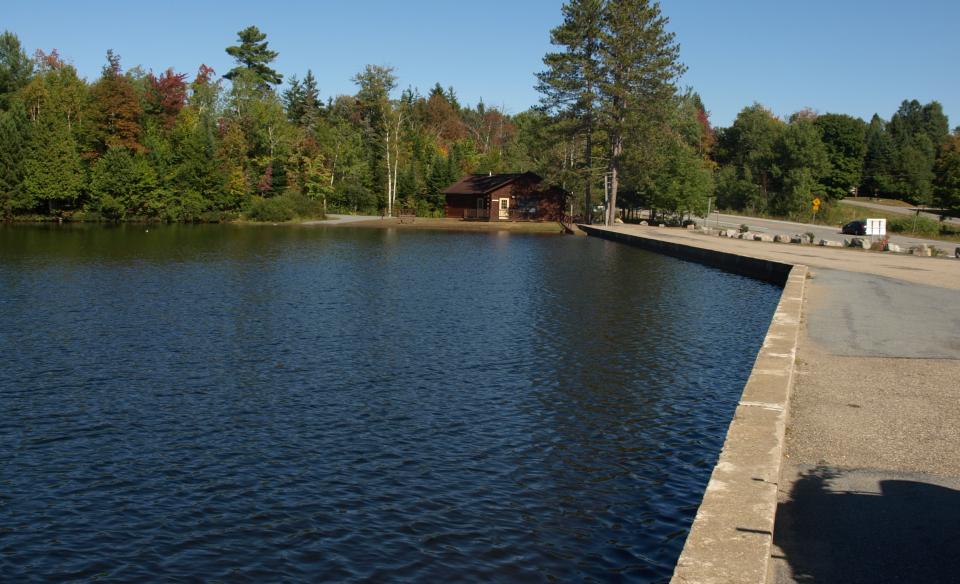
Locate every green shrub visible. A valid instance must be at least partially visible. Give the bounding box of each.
[244,192,325,222]
[199,210,237,223]
[246,196,295,222]
[95,194,125,222]
[284,191,324,219]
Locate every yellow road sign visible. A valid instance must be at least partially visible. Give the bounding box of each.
[812,197,821,211]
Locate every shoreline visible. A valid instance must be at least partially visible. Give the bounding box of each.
[313,216,567,234]
[1,215,565,234]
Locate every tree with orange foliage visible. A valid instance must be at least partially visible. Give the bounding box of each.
[88,50,143,154]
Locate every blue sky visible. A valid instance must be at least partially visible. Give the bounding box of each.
[4,0,958,128]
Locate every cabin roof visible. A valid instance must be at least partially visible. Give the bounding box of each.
[442,172,542,195]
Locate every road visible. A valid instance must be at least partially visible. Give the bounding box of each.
[300,214,380,225]
[702,211,958,253]
[840,198,960,225]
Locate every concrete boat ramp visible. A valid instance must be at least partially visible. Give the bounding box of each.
[580,224,960,584]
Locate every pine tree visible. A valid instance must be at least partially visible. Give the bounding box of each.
[862,114,895,196]
[282,71,322,128]
[283,76,305,124]
[271,157,289,193]
[599,0,685,225]
[426,156,448,209]
[301,70,322,126]
[224,26,283,89]
[537,0,604,222]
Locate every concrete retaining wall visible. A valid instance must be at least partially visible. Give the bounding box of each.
[671,265,805,583]
[579,225,806,583]
[578,224,793,285]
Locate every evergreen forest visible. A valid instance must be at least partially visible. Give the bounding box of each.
[0,1,957,224]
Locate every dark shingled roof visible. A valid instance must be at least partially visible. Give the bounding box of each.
[443,172,542,195]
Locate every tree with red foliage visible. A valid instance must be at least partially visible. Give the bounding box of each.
[188,65,220,117]
[424,88,465,143]
[690,92,715,157]
[145,68,187,129]
[194,64,215,86]
[257,161,273,195]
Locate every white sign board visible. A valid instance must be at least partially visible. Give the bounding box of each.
[866,218,886,236]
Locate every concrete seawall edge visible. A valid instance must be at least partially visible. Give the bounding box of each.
[578,225,806,583]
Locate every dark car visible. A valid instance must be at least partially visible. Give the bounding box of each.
[842,219,867,235]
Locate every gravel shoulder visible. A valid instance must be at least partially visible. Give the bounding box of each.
[300,214,381,225]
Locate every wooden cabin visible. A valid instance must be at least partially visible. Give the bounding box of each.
[443,172,567,221]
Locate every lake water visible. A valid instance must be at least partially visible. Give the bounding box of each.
[0,224,781,582]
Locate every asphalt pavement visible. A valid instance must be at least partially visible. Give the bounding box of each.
[840,198,960,226]
[769,266,960,583]
[804,268,960,358]
[703,211,958,252]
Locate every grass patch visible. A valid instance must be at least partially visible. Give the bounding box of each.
[846,197,914,208]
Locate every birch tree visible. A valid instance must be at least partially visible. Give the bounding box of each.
[352,65,398,215]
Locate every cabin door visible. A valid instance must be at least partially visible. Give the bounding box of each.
[498,198,509,220]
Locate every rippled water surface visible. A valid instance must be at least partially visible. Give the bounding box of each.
[0,224,781,582]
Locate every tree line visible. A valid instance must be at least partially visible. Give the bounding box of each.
[0,27,556,222]
[536,0,958,224]
[0,2,957,224]
[713,100,959,217]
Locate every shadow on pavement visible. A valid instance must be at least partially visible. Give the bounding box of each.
[773,466,960,583]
